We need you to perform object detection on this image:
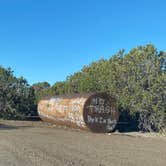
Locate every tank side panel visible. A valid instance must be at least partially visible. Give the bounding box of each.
[38,97,87,128]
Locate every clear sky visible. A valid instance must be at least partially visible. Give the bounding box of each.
[0,0,166,85]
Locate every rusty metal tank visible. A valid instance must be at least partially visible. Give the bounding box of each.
[38,93,119,133]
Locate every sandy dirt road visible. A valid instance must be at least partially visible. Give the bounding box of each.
[0,120,166,166]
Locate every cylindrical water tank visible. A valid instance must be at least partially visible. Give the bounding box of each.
[38,93,119,133]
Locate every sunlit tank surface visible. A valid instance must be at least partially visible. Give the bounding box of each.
[38,93,119,133]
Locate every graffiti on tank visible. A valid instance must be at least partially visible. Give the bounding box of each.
[86,97,116,127]
[87,115,117,124]
[45,97,86,114]
[71,98,85,112]
[63,98,86,126]
[41,97,86,127]
[86,97,111,114]
[46,97,63,112]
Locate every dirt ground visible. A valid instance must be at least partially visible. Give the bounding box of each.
[0,120,166,166]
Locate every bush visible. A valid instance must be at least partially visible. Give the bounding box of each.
[47,44,166,132]
[0,66,36,119]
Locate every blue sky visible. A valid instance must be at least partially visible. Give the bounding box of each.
[0,0,166,85]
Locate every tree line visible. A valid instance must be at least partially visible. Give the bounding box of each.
[0,44,166,132]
